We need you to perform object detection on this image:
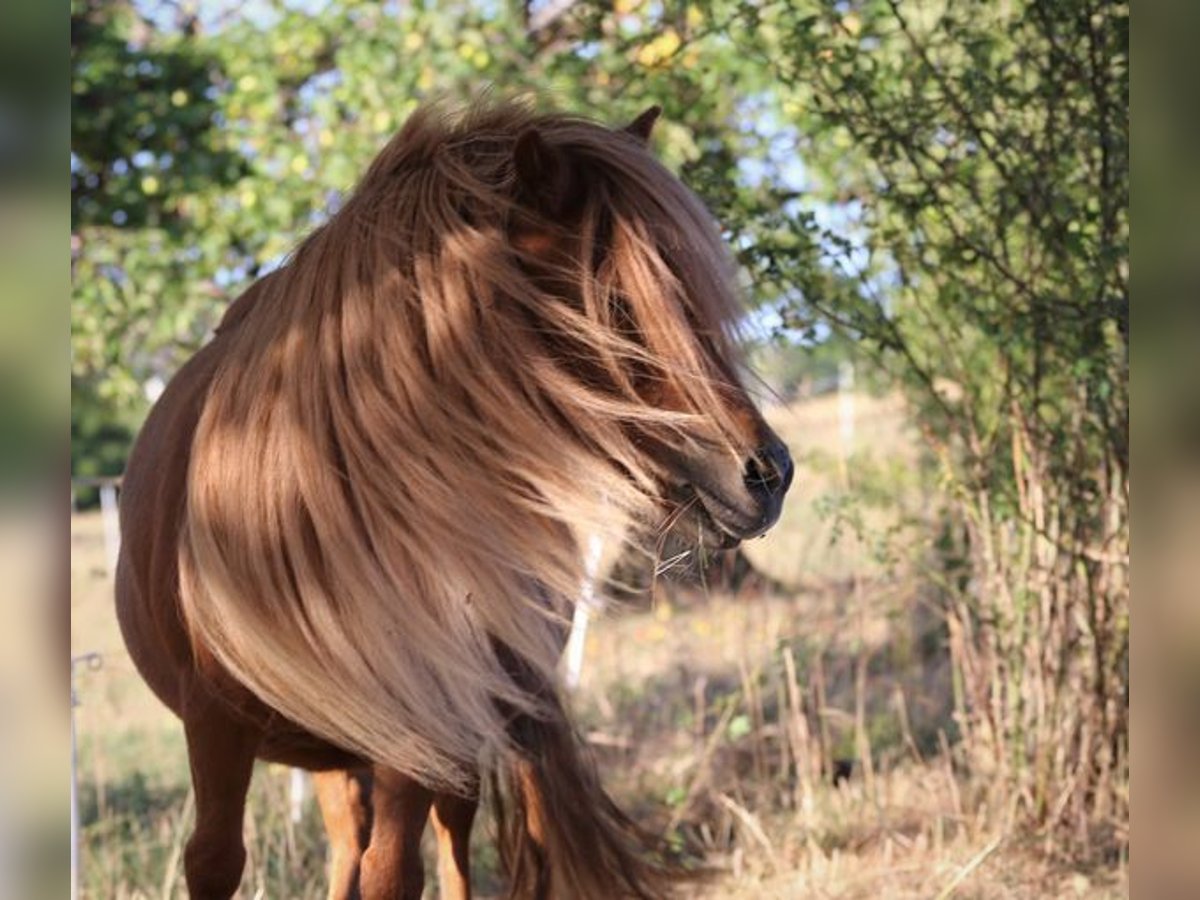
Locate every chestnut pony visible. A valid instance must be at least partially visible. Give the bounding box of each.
[116,101,792,899]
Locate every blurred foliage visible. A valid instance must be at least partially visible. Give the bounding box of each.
[72,0,1127,851]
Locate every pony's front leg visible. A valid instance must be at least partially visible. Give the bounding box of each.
[314,768,373,899]
[359,767,434,900]
[431,789,479,900]
[181,689,261,899]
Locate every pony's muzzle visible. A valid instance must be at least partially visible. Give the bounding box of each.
[740,438,794,536]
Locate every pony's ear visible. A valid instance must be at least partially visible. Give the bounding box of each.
[513,127,581,220]
[624,105,662,144]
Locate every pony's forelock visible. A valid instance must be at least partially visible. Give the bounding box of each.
[181,99,750,790]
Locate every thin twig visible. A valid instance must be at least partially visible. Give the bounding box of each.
[934,833,1004,900]
[716,793,781,874]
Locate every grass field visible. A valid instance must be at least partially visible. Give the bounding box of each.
[70,395,1127,898]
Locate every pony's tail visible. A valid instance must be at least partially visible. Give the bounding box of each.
[489,694,698,900]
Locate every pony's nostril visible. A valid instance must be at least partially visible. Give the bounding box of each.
[743,441,793,497]
[743,457,774,492]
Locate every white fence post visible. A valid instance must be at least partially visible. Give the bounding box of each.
[563,533,605,691]
[838,360,856,456]
[290,768,308,824]
[99,483,121,581]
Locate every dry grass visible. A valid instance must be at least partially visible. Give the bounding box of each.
[70,393,1127,898]
[575,586,1126,899]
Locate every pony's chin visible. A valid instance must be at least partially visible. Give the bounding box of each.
[701,524,743,551]
[672,491,748,551]
[691,484,781,545]
[651,516,738,579]
[700,504,748,549]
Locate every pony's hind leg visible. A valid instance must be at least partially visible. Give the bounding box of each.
[314,768,372,899]
[431,789,479,900]
[181,690,261,899]
[359,767,434,900]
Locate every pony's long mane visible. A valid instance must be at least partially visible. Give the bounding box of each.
[181,100,750,792]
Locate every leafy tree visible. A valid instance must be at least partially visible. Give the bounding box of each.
[71,0,245,467]
[729,0,1128,842]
